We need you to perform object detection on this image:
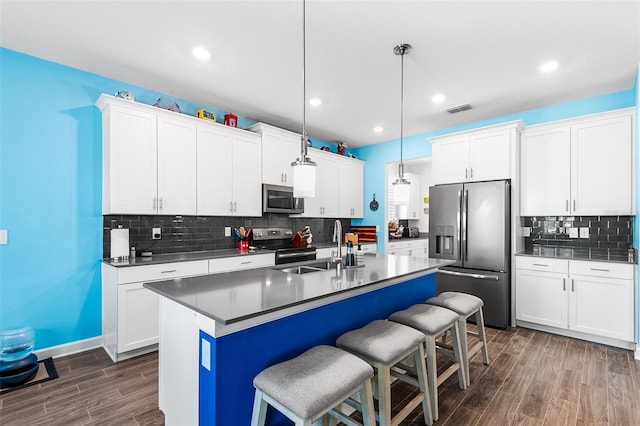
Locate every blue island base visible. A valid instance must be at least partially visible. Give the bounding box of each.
[199,273,436,425]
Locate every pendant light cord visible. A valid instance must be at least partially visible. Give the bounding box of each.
[400,47,404,171]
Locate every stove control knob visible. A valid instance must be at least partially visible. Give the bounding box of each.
[285,230,292,235]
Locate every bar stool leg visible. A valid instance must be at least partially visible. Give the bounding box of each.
[415,343,433,426]
[359,379,376,426]
[476,309,490,365]
[451,321,467,389]
[251,389,268,426]
[457,316,470,387]
[377,364,392,425]
[424,335,439,422]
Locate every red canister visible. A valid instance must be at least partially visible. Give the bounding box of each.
[224,113,238,127]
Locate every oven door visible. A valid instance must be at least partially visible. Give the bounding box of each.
[275,247,317,265]
[263,184,304,214]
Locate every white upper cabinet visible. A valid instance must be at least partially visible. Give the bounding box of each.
[338,158,364,218]
[97,95,196,215]
[249,123,301,186]
[196,124,262,216]
[300,150,339,218]
[431,121,522,185]
[395,172,421,220]
[521,109,634,216]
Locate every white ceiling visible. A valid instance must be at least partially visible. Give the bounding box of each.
[1,1,639,147]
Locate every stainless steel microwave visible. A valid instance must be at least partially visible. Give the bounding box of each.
[262,184,304,214]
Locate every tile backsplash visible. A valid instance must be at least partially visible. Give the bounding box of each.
[523,216,633,261]
[103,214,351,258]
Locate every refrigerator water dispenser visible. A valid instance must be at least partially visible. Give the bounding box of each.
[435,226,454,255]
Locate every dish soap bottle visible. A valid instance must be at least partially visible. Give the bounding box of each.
[345,241,355,267]
[356,244,364,266]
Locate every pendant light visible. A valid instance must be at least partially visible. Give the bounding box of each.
[392,43,412,205]
[292,0,317,198]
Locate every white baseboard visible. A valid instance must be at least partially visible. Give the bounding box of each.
[34,336,103,360]
[635,345,640,360]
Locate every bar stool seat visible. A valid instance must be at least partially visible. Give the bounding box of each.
[251,345,376,426]
[388,304,466,421]
[336,320,432,425]
[425,292,489,386]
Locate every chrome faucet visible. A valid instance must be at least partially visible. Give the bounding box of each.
[331,219,343,268]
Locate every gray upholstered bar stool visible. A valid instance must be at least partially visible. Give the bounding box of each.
[336,320,433,426]
[388,304,466,421]
[425,292,489,387]
[251,345,376,426]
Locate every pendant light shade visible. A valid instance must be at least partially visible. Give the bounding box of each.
[292,0,317,198]
[392,43,411,204]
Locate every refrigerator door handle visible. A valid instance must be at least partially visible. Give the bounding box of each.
[462,189,468,261]
[457,189,462,262]
[438,269,500,281]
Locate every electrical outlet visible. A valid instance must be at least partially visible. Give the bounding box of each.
[225,227,231,237]
[523,227,531,237]
[0,230,7,245]
[152,227,161,240]
[569,227,578,238]
[579,227,589,238]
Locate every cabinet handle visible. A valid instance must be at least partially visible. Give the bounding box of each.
[161,270,177,274]
[159,197,163,210]
[590,268,610,272]
[571,278,575,292]
[562,278,566,291]
[233,201,237,212]
[533,263,549,267]
[284,173,287,183]
[229,201,233,212]
[153,197,157,210]
[240,261,252,265]
[565,200,569,212]
[470,167,473,179]
[465,168,468,179]
[573,200,576,211]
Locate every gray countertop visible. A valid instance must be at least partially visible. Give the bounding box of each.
[103,248,276,267]
[515,249,634,264]
[144,254,452,325]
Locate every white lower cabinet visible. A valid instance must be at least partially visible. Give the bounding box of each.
[515,257,635,346]
[102,260,209,362]
[387,239,429,258]
[103,255,277,362]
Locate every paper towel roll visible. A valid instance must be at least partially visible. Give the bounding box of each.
[110,228,130,258]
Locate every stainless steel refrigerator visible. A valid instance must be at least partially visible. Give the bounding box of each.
[429,180,510,328]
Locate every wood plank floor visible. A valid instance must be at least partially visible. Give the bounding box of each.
[1,326,638,425]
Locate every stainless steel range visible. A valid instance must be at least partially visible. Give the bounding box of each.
[251,227,316,265]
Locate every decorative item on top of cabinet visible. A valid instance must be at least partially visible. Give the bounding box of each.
[96,94,198,215]
[520,108,634,216]
[430,120,523,185]
[515,256,634,348]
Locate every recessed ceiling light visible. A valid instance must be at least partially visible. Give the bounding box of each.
[539,61,559,73]
[193,47,211,61]
[431,93,446,103]
[373,126,384,133]
[309,98,322,106]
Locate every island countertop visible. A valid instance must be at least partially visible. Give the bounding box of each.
[144,254,452,328]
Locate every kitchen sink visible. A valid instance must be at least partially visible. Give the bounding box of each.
[275,261,337,275]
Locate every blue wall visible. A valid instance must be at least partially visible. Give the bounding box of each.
[0,48,340,350]
[352,90,637,254]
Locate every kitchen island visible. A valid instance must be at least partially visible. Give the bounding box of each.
[145,253,452,426]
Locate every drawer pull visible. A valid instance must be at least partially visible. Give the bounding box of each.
[562,278,566,291]
[161,270,177,274]
[590,268,609,272]
[240,261,252,265]
[532,263,549,267]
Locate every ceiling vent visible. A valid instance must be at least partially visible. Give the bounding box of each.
[445,104,472,114]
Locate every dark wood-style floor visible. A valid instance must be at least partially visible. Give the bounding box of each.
[1,326,639,425]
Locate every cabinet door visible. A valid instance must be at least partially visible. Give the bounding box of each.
[321,155,340,217]
[117,282,159,352]
[261,132,285,185]
[338,160,364,218]
[469,129,511,181]
[571,115,633,215]
[300,152,325,217]
[569,274,634,341]
[157,115,197,215]
[105,105,157,214]
[232,134,262,216]
[520,126,571,215]
[431,136,469,184]
[282,134,301,185]
[197,125,234,215]
[515,269,568,328]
